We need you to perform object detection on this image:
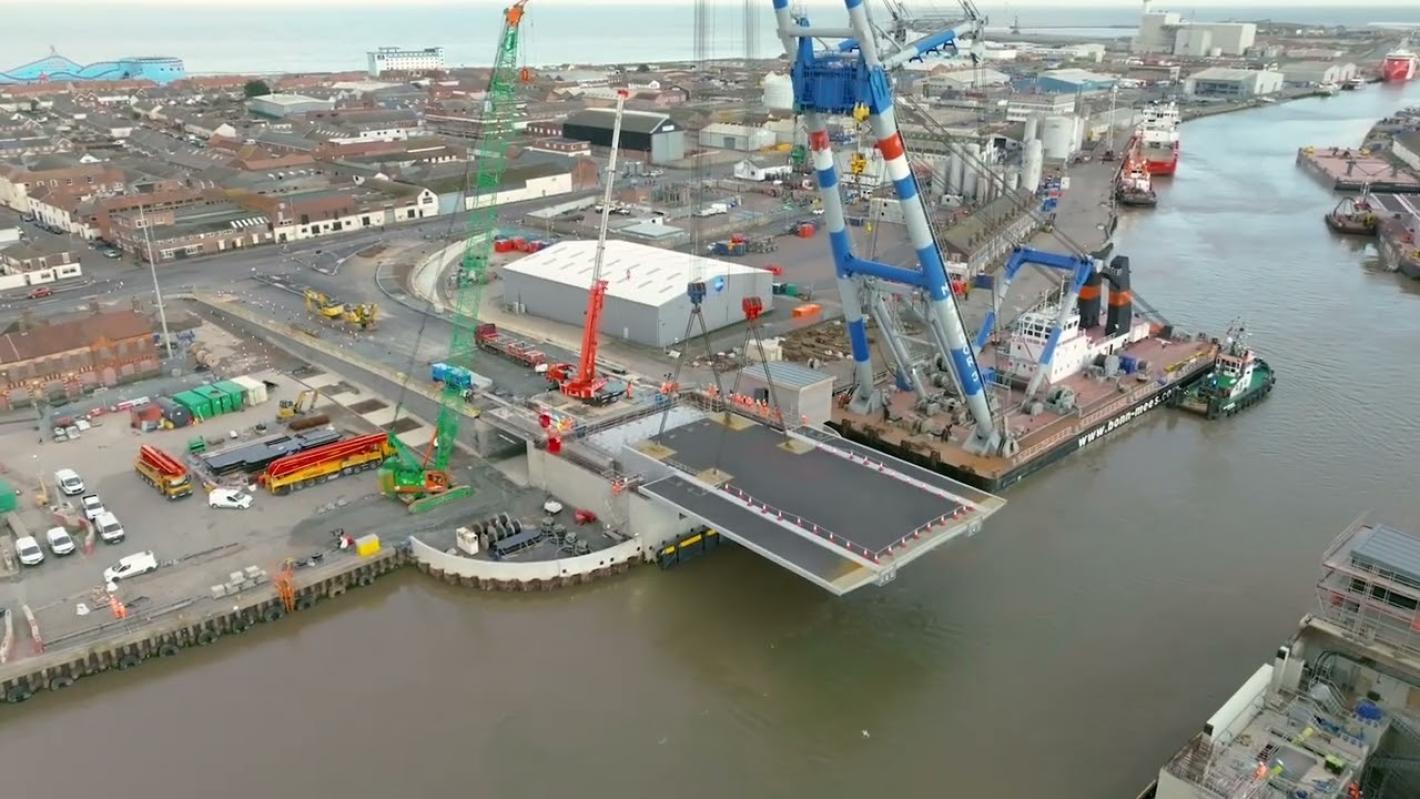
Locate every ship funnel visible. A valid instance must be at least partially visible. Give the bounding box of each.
[1077,266,1103,328]
[1104,255,1132,336]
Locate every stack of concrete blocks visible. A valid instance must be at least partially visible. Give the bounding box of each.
[209,565,270,599]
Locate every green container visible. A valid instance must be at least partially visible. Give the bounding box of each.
[213,380,248,410]
[196,385,233,415]
[173,390,213,420]
[782,283,799,298]
[0,477,17,513]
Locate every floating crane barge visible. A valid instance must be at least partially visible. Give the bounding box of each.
[773,0,1221,492]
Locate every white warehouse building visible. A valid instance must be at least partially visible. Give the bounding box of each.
[1184,67,1284,98]
[500,239,775,348]
[699,123,777,152]
[367,46,445,77]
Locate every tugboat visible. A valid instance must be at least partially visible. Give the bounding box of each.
[1324,190,1378,235]
[1115,162,1157,208]
[1172,322,1275,420]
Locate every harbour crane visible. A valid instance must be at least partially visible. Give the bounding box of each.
[546,89,630,406]
[381,0,530,510]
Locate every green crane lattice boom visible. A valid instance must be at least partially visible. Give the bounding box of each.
[381,0,529,511]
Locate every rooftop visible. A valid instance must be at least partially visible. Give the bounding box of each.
[503,239,766,307]
[249,93,329,107]
[0,310,151,366]
[1190,67,1278,81]
[563,107,674,135]
[737,361,833,390]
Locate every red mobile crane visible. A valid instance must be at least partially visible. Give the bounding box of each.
[547,89,630,406]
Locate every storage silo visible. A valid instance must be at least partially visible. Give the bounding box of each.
[1041,115,1074,161]
[1023,115,1039,143]
[949,152,965,195]
[1007,169,1021,190]
[1023,139,1044,193]
[762,73,794,111]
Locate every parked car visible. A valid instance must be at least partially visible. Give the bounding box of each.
[15,536,44,566]
[103,551,158,583]
[80,494,105,521]
[27,286,52,299]
[45,527,75,556]
[93,511,125,544]
[208,488,253,510]
[542,498,564,515]
[54,468,84,496]
[101,248,121,259]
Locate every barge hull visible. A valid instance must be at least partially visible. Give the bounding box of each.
[830,360,1212,492]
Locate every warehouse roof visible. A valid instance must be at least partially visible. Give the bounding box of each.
[1039,68,1116,85]
[0,310,151,365]
[738,361,833,389]
[503,239,763,306]
[563,108,675,136]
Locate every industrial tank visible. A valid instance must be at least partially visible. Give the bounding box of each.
[1023,139,1044,193]
[930,155,949,198]
[948,152,965,196]
[1023,115,1039,143]
[1041,115,1074,161]
[762,73,794,111]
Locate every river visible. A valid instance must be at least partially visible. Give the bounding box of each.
[3,83,1420,799]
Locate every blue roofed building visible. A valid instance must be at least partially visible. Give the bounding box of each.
[0,52,185,85]
[1035,68,1117,95]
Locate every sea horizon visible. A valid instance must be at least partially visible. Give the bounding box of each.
[2,3,1418,75]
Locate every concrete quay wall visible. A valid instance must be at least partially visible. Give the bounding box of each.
[0,547,406,705]
[409,536,642,591]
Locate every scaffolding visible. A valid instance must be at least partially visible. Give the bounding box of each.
[1316,515,1420,660]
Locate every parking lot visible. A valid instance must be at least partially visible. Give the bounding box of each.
[0,345,558,659]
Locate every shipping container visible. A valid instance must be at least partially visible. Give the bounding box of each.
[172,390,213,421]
[232,375,268,405]
[155,396,193,427]
[212,380,248,411]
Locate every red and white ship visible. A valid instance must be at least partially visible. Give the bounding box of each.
[1382,48,1417,82]
[1133,101,1180,176]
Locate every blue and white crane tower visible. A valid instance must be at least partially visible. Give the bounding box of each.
[771,0,1118,454]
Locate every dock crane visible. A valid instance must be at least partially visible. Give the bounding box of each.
[381,0,530,510]
[546,89,630,407]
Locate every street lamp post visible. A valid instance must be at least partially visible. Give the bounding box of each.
[137,203,174,360]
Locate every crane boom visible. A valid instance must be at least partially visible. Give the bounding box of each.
[554,89,629,403]
[382,0,530,507]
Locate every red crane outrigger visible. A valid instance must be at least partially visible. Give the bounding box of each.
[548,89,630,405]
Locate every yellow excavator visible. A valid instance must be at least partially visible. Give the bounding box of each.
[276,388,319,421]
[304,289,378,330]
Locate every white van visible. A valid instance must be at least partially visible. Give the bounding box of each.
[45,527,76,556]
[94,512,125,544]
[54,468,84,496]
[15,535,44,566]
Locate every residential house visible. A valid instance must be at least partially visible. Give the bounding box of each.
[0,238,81,275]
[110,199,273,262]
[232,180,437,243]
[0,163,126,214]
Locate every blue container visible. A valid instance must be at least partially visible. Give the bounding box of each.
[432,362,451,383]
[973,273,995,289]
[1119,355,1137,374]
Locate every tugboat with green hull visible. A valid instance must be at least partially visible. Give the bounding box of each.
[1173,322,1275,419]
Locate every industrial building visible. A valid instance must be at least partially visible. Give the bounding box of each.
[921,67,1011,93]
[561,108,685,164]
[366,46,445,77]
[1132,11,1257,57]
[0,53,185,85]
[1281,61,1358,86]
[247,93,336,119]
[1005,93,1076,122]
[698,123,777,152]
[500,239,773,348]
[1035,68,1117,94]
[0,309,158,403]
[1184,67,1284,98]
